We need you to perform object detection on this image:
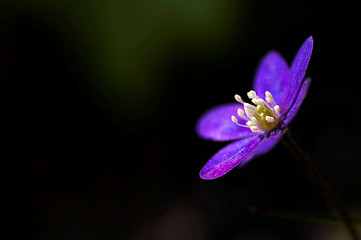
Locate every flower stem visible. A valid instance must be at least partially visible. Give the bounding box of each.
[282,131,360,240]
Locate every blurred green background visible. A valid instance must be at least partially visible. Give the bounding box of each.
[2,0,248,126]
[0,0,361,239]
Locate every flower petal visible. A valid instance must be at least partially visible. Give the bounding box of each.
[200,136,261,179]
[251,131,283,158]
[283,78,311,126]
[253,51,289,105]
[237,130,283,169]
[196,103,256,142]
[283,36,313,113]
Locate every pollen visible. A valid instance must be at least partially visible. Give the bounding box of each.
[232,90,281,133]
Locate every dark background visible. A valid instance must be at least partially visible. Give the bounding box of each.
[0,0,360,239]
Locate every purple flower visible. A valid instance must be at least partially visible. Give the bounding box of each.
[196,36,313,180]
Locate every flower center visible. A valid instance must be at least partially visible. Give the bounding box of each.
[231,90,281,133]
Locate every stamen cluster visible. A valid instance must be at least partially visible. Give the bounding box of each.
[231,90,281,133]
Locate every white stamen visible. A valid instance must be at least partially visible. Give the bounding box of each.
[244,103,256,119]
[231,116,248,128]
[232,90,280,133]
[237,108,248,120]
[265,91,275,106]
[234,94,245,104]
[251,117,267,131]
[250,126,260,132]
[266,116,275,123]
[274,105,280,116]
[255,105,267,119]
[244,103,256,110]
[247,90,258,99]
[252,98,272,109]
[265,91,273,98]
[246,121,254,127]
[266,97,274,106]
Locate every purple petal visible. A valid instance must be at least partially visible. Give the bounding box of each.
[200,136,261,179]
[237,130,283,168]
[251,131,282,157]
[283,36,313,113]
[283,78,311,126]
[196,103,256,142]
[253,51,289,105]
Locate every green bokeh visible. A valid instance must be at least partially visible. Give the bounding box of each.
[1,0,248,123]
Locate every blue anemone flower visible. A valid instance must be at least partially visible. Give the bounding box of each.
[196,36,313,180]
